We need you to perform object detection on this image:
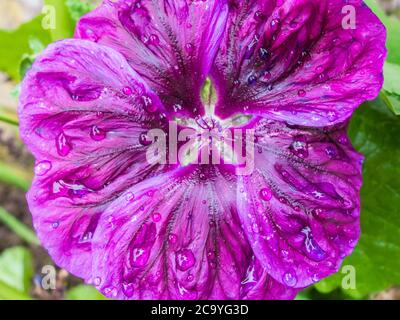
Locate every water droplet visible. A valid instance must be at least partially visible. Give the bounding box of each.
[142,95,158,112]
[35,160,52,176]
[297,89,306,97]
[168,233,177,244]
[139,132,152,146]
[259,47,269,60]
[290,137,308,158]
[149,34,159,45]
[302,227,327,261]
[122,86,133,95]
[122,282,134,297]
[261,70,272,80]
[152,212,161,222]
[282,270,297,287]
[259,187,272,201]
[325,145,337,158]
[254,10,264,21]
[175,249,196,271]
[248,75,257,85]
[131,247,150,267]
[79,231,93,243]
[270,18,280,30]
[311,273,320,283]
[56,132,71,156]
[90,125,106,141]
[327,111,337,122]
[126,192,135,202]
[185,43,194,55]
[51,221,59,229]
[94,277,102,286]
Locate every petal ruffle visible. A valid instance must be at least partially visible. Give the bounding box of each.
[236,117,362,288]
[18,39,167,279]
[75,0,228,117]
[211,0,386,126]
[89,167,297,299]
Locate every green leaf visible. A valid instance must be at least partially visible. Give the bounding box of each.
[383,62,400,93]
[365,0,400,64]
[0,247,34,295]
[44,0,75,40]
[315,98,400,296]
[66,285,107,300]
[380,91,400,115]
[0,280,32,300]
[0,16,51,80]
[381,62,400,115]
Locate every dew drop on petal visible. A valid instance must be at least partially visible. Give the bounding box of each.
[122,86,133,95]
[291,137,308,158]
[79,231,93,243]
[185,43,194,55]
[152,212,161,222]
[149,34,159,45]
[35,160,52,176]
[297,89,306,97]
[126,192,135,202]
[94,277,102,286]
[282,270,297,287]
[56,132,71,156]
[254,10,264,21]
[90,125,106,141]
[311,273,320,283]
[175,249,196,271]
[325,145,337,159]
[139,132,152,146]
[248,75,257,86]
[259,187,272,201]
[51,221,59,229]
[142,95,158,113]
[122,282,134,297]
[270,18,280,30]
[302,227,327,261]
[168,233,177,244]
[131,247,150,267]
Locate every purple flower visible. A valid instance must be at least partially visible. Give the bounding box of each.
[18,0,386,300]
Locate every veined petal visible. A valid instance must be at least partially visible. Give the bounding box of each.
[18,39,167,279]
[236,118,362,288]
[212,0,386,126]
[76,0,228,117]
[89,166,295,299]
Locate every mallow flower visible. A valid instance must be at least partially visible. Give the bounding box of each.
[18,0,386,299]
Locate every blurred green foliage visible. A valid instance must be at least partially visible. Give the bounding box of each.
[0,247,34,299]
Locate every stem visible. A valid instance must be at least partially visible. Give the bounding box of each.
[0,162,31,191]
[0,280,32,300]
[0,114,19,126]
[0,106,19,126]
[0,207,39,246]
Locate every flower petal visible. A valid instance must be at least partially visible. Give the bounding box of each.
[18,39,166,279]
[88,167,294,299]
[237,118,362,288]
[76,0,228,117]
[212,0,386,126]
